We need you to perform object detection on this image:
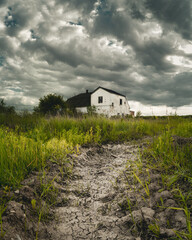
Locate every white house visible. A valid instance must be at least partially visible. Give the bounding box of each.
[67,87,130,117]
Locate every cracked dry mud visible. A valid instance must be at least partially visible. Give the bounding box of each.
[3,142,189,240]
[48,144,139,240]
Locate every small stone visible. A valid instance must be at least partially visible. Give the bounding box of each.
[156,212,167,227]
[132,210,143,223]
[165,229,176,237]
[150,174,161,181]
[160,228,176,237]
[148,183,161,192]
[164,199,176,207]
[141,207,155,218]
[154,190,172,204]
[117,215,132,226]
[174,211,187,228]
[160,190,172,199]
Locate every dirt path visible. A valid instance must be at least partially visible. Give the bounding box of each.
[3,142,188,240]
[48,144,139,240]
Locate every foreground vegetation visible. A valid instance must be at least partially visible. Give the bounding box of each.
[0,112,192,239]
[0,113,192,187]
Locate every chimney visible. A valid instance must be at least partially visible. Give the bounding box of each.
[86,90,89,94]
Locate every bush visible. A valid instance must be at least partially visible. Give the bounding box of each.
[34,94,67,116]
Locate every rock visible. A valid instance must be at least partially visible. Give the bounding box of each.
[116,210,125,218]
[154,190,172,204]
[174,211,187,228]
[156,212,167,227]
[5,201,26,225]
[160,228,176,238]
[148,183,161,192]
[164,198,176,207]
[164,207,175,218]
[160,190,172,199]
[132,210,143,223]
[100,193,116,202]
[21,177,35,186]
[16,234,22,240]
[117,215,132,226]
[141,207,155,223]
[150,174,161,182]
[164,228,176,237]
[19,185,36,203]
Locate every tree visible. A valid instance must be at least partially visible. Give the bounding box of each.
[0,99,16,114]
[136,110,142,118]
[34,94,66,116]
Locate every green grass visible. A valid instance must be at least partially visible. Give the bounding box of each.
[0,113,191,188]
[0,128,46,187]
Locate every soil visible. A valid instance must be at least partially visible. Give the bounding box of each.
[1,141,189,240]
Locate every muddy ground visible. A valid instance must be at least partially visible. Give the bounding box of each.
[1,141,189,240]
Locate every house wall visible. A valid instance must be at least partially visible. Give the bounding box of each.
[91,88,130,117]
[76,107,88,114]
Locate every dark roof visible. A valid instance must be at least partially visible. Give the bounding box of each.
[66,92,91,108]
[92,86,125,97]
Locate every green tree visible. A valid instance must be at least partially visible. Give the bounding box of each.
[0,99,15,114]
[136,110,142,118]
[34,94,66,116]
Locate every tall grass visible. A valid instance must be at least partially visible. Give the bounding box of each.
[0,114,191,189]
[145,122,192,177]
[0,128,46,188]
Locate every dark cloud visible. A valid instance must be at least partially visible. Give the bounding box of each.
[22,36,130,71]
[130,3,145,21]
[56,0,96,15]
[127,72,192,107]
[91,3,138,47]
[146,0,192,40]
[0,0,6,6]
[135,39,176,71]
[88,1,178,72]
[0,37,15,57]
[0,0,191,114]
[4,4,35,36]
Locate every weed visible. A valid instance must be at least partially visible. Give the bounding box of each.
[133,172,150,197]
[148,222,160,238]
[126,197,135,223]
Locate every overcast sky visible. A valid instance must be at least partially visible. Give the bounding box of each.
[0,0,192,115]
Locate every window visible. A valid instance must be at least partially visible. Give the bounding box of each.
[112,102,114,107]
[120,99,122,105]
[98,96,103,103]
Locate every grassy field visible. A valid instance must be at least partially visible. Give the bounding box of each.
[0,113,192,188]
[0,113,192,239]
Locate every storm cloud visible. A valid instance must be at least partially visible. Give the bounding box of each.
[0,0,191,114]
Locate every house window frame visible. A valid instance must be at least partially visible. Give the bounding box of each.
[120,99,123,105]
[98,96,103,104]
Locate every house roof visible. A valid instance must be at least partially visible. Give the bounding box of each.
[92,86,126,97]
[66,92,91,108]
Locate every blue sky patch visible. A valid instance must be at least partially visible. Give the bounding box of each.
[0,56,5,67]
[4,10,17,28]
